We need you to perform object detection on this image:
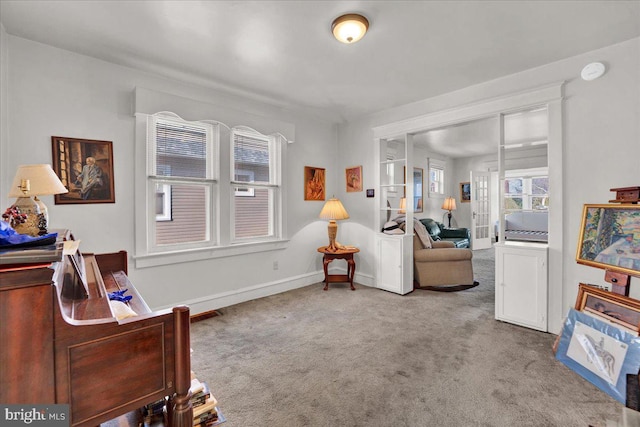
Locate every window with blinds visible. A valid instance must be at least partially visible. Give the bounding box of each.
[139,112,285,260]
[231,128,279,241]
[149,115,217,249]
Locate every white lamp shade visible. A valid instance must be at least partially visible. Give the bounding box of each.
[8,164,69,197]
[398,198,406,214]
[441,197,457,211]
[319,198,350,221]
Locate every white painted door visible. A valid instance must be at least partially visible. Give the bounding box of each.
[471,171,491,250]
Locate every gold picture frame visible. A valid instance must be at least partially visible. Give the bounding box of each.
[575,283,640,333]
[576,204,640,277]
[460,182,471,203]
[52,136,115,204]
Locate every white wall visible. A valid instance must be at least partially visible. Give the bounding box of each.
[338,37,640,332]
[2,31,639,328]
[1,35,342,312]
[0,24,8,205]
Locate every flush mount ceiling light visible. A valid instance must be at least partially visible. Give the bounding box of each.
[332,13,369,44]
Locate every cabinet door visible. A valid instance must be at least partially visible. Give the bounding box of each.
[376,234,413,295]
[495,244,548,331]
[377,235,402,293]
[0,281,55,403]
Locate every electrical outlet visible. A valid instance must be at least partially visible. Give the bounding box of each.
[273,261,278,270]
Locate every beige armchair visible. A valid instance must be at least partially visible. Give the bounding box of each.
[410,220,479,291]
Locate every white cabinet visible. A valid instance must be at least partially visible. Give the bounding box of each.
[495,242,548,331]
[375,233,413,295]
[374,135,414,295]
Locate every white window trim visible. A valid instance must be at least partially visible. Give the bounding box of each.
[155,183,172,221]
[146,112,218,253]
[234,169,255,197]
[134,112,290,269]
[230,126,282,244]
[504,168,549,212]
[428,158,446,198]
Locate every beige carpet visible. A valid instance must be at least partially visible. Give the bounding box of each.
[190,248,624,426]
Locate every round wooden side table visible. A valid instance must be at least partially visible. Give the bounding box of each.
[317,246,360,291]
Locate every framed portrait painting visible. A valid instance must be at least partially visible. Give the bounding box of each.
[51,136,115,204]
[345,166,363,192]
[304,166,325,201]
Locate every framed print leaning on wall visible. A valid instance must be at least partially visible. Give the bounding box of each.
[575,283,640,333]
[556,308,640,404]
[52,136,115,204]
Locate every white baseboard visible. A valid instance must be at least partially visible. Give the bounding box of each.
[155,269,376,315]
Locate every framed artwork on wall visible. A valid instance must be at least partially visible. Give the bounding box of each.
[51,136,115,204]
[460,182,471,203]
[304,166,325,201]
[345,166,363,192]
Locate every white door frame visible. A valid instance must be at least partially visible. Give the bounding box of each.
[372,82,564,333]
[470,170,492,250]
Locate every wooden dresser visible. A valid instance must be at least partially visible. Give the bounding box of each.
[0,237,193,427]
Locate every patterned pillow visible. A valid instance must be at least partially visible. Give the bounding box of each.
[382,220,404,235]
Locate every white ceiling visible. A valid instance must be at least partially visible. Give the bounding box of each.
[414,106,549,158]
[1,1,639,158]
[1,0,639,126]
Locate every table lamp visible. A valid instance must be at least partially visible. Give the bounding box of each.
[398,197,406,214]
[441,196,457,228]
[319,197,349,252]
[6,164,68,236]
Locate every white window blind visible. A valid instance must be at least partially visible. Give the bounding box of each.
[135,109,288,266]
[155,119,209,179]
[231,128,279,241]
[149,115,217,249]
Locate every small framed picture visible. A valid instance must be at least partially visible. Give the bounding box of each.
[460,182,471,203]
[575,283,640,333]
[52,136,115,204]
[304,166,325,201]
[366,189,374,198]
[345,166,363,192]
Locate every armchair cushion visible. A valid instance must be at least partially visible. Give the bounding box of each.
[413,218,433,249]
[419,218,470,248]
[412,233,478,291]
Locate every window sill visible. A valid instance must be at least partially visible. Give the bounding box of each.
[134,239,289,268]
